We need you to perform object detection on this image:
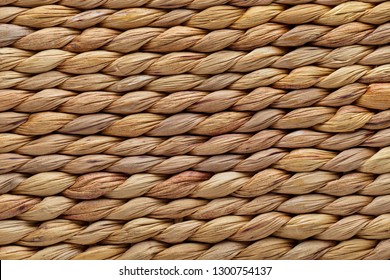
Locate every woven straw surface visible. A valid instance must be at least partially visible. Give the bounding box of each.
[0,0,390,260]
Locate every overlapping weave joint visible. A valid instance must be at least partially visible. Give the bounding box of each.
[0,0,390,260]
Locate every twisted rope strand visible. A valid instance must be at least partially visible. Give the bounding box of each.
[1,22,390,54]
[2,170,389,199]
[2,0,389,10]
[1,2,389,30]
[1,193,389,221]
[1,238,390,260]
[1,84,389,116]
[0,214,389,246]
[0,146,389,174]
[1,63,390,94]
[0,107,389,139]
[1,128,389,157]
[1,46,390,76]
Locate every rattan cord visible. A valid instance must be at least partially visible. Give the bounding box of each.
[0,0,390,260]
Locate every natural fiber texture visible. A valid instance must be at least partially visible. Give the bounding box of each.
[0,0,390,260]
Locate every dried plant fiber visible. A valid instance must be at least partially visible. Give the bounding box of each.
[0,0,390,260]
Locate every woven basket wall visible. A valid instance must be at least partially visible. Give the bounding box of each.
[0,0,390,260]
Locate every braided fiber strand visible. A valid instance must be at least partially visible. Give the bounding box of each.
[1,0,390,260]
[0,214,389,245]
[2,170,390,201]
[1,146,390,174]
[2,46,390,75]
[1,107,390,137]
[1,128,390,156]
[1,84,390,114]
[2,22,390,53]
[1,238,390,260]
[2,193,390,221]
[1,1,389,9]
[2,3,390,28]
[1,64,390,92]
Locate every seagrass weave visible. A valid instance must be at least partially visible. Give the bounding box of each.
[0,0,390,260]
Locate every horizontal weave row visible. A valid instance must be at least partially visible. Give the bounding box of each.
[2,23,390,52]
[2,193,390,219]
[2,170,390,197]
[1,147,390,173]
[1,0,389,8]
[2,3,390,28]
[0,214,389,244]
[2,239,390,260]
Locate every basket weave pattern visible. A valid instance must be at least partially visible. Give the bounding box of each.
[0,0,390,260]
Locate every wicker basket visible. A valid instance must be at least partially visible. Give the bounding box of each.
[0,0,390,260]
